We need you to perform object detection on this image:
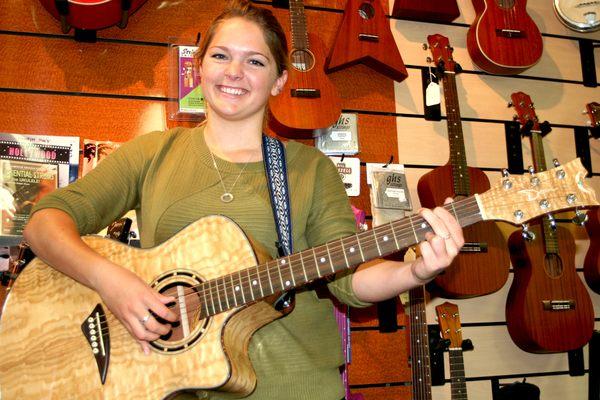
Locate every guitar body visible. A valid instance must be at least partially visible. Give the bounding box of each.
[467,0,543,74]
[0,215,282,399]
[269,32,342,138]
[39,0,149,31]
[506,225,594,353]
[584,208,600,294]
[417,164,510,297]
[326,0,408,82]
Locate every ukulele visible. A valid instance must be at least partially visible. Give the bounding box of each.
[418,34,511,298]
[39,0,149,33]
[408,285,433,399]
[583,102,600,294]
[268,0,342,139]
[0,159,596,398]
[466,0,543,75]
[325,0,408,82]
[436,301,469,400]
[554,0,600,32]
[507,92,594,353]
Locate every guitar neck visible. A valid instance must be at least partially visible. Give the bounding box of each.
[409,285,432,399]
[529,131,560,253]
[448,349,468,400]
[289,0,309,50]
[442,73,470,196]
[197,197,483,319]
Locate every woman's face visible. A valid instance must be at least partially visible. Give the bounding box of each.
[198,17,287,123]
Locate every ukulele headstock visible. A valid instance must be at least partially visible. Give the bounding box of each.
[585,102,600,128]
[426,34,459,73]
[436,302,463,349]
[510,91,541,132]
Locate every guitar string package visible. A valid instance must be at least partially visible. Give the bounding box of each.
[368,164,412,226]
[168,43,206,122]
[316,113,359,155]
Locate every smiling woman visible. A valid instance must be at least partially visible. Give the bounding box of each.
[19,1,463,399]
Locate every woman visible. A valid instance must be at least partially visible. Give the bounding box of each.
[23,1,464,399]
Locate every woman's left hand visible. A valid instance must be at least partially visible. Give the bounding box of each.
[411,197,465,282]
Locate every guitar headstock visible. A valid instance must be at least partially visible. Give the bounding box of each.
[477,158,599,225]
[436,302,463,349]
[585,102,600,128]
[510,91,540,131]
[426,34,458,73]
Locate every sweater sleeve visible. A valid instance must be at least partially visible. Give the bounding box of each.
[31,132,159,235]
[304,152,371,308]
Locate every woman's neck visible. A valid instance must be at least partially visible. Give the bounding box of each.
[203,115,264,163]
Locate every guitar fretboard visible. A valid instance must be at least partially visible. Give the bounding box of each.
[442,73,470,197]
[409,285,432,400]
[194,197,482,319]
[449,348,468,400]
[289,0,309,50]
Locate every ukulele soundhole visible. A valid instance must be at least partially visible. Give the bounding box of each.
[495,0,515,9]
[358,2,375,20]
[544,253,564,279]
[290,49,315,72]
[148,269,210,354]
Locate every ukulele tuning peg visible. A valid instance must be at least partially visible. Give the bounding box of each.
[501,168,510,178]
[552,159,561,167]
[572,210,588,226]
[547,214,557,231]
[528,165,535,175]
[507,101,513,108]
[512,114,518,121]
[521,224,536,241]
[422,43,429,50]
[426,56,432,63]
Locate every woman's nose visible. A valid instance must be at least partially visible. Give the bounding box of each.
[225,61,243,80]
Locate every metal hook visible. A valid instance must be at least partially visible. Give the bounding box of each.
[195,32,201,47]
[383,155,394,168]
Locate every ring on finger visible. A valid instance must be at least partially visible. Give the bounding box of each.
[439,233,451,240]
[140,314,150,325]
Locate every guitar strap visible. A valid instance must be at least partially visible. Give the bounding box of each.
[261,134,292,257]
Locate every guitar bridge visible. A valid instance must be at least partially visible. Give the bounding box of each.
[496,29,524,38]
[291,88,321,98]
[81,304,110,384]
[459,242,488,253]
[358,33,379,42]
[542,300,575,311]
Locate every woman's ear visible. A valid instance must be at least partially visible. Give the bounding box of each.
[271,70,288,96]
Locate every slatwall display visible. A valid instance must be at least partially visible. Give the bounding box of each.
[0,0,599,399]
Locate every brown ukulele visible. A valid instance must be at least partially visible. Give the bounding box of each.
[507,92,594,353]
[408,285,433,399]
[583,102,600,294]
[418,34,511,298]
[467,0,543,75]
[0,159,596,398]
[325,0,408,82]
[268,0,342,139]
[436,302,469,400]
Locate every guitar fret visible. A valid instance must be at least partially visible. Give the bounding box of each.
[255,265,265,298]
[389,222,400,250]
[325,243,335,273]
[237,271,246,304]
[207,279,216,315]
[246,268,256,301]
[202,285,211,316]
[279,257,294,289]
[408,215,419,244]
[229,274,238,307]
[276,259,286,290]
[222,276,230,310]
[265,261,275,295]
[299,252,309,282]
[355,233,366,262]
[312,248,322,277]
[213,278,223,313]
[372,229,382,256]
[340,236,351,268]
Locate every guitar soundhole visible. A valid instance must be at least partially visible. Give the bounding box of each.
[358,3,375,20]
[149,269,210,354]
[495,0,515,9]
[544,253,564,279]
[290,49,315,72]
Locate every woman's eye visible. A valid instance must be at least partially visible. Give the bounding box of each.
[249,59,265,67]
[211,53,227,60]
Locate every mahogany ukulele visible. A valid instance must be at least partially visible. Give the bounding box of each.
[325,0,408,82]
[507,92,594,353]
[436,301,469,400]
[418,34,511,298]
[268,0,342,139]
[408,284,433,399]
[0,159,596,398]
[467,0,543,75]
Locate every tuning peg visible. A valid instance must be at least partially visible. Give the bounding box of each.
[528,165,535,175]
[572,210,588,226]
[423,43,429,50]
[548,214,557,231]
[426,56,432,63]
[501,168,510,178]
[522,224,536,241]
[461,339,474,352]
[552,159,560,167]
[507,101,513,108]
[583,109,588,115]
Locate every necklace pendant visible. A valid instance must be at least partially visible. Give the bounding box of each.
[221,192,234,203]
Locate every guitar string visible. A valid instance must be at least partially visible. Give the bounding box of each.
[92,200,483,339]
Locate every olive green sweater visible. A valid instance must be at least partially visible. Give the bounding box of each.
[32,126,370,400]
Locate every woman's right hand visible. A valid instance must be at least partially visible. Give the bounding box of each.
[93,264,178,355]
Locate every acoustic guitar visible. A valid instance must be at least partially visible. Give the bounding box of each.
[268,0,342,139]
[0,159,596,398]
[436,301,469,400]
[325,0,408,82]
[418,34,511,298]
[507,92,595,353]
[408,284,433,399]
[39,0,148,33]
[466,0,543,75]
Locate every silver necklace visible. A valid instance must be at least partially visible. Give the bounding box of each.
[208,149,252,203]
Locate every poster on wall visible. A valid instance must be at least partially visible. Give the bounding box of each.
[0,133,79,243]
[81,139,122,177]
